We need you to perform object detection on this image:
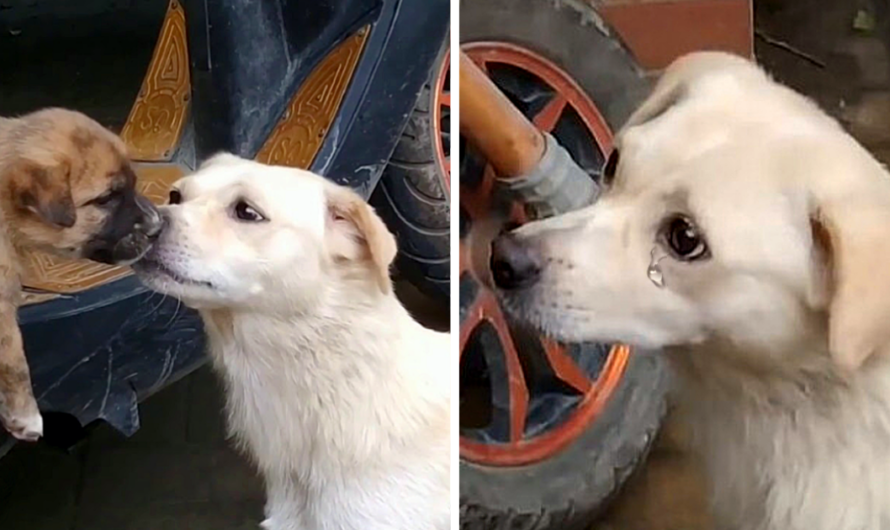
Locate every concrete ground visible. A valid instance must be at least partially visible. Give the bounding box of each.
[0,280,448,530]
[0,367,265,530]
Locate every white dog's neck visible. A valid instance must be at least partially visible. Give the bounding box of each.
[668,338,844,406]
[205,281,410,353]
[198,286,450,530]
[198,286,448,472]
[668,342,890,530]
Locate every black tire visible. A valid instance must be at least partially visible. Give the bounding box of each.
[460,351,669,530]
[371,40,450,303]
[460,1,667,529]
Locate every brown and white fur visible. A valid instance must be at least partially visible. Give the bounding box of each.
[491,52,890,530]
[0,108,162,441]
[134,154,451,530]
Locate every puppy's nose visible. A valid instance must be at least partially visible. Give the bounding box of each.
[136,196,164,239]
[490,232,542,290]
[146,212,168,240]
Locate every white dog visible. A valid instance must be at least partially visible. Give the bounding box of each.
[135,154,451,530]
[490,51,890,530]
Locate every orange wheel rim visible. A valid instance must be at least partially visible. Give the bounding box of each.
[432,48,451,191]
[459,41,628,466]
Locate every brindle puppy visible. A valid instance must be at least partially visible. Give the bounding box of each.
[0,108,162,441]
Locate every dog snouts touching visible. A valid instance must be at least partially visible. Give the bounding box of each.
[151,211,170,240]
[136,196,165,239]
[490,232,543,290]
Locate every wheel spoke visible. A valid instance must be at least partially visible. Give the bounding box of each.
[470,55,490,73]
[461,164,496,220]
[541,337,593,394]
[458,286,530,443]
[532,94,567,133]
[508,201,527,225]
[441,91,451,107]
[459,239,471,277]
[459,284,502,360]
[486,296,529,443]
[458,278,485,359]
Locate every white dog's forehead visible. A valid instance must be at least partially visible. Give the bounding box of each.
[177,158,330,232]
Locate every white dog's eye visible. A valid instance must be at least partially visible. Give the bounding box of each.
[663,216,709,261]
[232,200,266,223]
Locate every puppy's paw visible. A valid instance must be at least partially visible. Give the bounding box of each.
[3,411,43,442]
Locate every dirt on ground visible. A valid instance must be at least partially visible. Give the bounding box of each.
[594,409,712,530]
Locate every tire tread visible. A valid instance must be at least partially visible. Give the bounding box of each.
[371,42,451,301]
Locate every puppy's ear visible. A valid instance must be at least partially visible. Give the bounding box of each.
[326,187,397,293]
[813,196,890,370]
[7,161,76,228]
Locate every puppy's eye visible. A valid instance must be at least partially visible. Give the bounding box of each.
[232,200,266,223]
[89,190,119,206]
[168,189,182,205]
[662,216,709,261]
[602,149,620,186]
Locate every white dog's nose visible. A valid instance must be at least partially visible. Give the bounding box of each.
[134,195,164,239]
[490,232,543,290]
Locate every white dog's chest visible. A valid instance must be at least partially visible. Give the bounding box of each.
[208,326,450,530]
[685,390,890,530]
[216,341,401,474]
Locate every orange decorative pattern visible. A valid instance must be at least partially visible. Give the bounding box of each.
[255,27,370,168]
[20,1,191,303]
[19,165,185,300]
[120,0,191,161]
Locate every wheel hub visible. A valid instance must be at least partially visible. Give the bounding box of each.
[459,42,630,467]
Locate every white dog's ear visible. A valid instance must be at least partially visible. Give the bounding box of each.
[621,51,759,132]
[622,76,686,131]
[326,187,397,293]
[814,196,890,370]
[199,152,244,170]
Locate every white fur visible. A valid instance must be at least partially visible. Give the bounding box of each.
[500,52,890,530]
[136,155,450,530]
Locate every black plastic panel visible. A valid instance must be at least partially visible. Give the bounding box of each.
[0,0,166,131]
[183,0,380,159]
